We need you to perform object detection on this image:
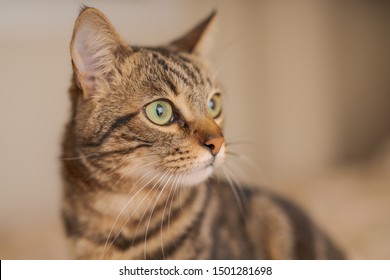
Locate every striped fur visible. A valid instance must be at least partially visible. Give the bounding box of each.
[61,7,345,259]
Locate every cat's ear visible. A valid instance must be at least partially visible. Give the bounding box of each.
[70,7,126,98]
[169,11,217,56]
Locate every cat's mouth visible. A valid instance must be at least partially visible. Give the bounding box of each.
[123,145,225,188]
[174,148,225,187]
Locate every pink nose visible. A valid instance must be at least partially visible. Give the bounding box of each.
[204,137,224,156]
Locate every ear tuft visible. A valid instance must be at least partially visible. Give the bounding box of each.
[169,10,217,56]
[70,7,126,98]
[78,4,89,15]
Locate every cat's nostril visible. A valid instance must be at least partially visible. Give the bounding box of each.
[206,143,215,151]
[204,137,224,156]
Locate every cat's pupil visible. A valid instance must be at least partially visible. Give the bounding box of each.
[209,99,216,111]
[156,104,164,117]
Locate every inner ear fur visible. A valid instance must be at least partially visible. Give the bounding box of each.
[70,7,126,98]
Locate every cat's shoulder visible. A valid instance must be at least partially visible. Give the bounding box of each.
[209,179,305,214]
[208,179,345,259]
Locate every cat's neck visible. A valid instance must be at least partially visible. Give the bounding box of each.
[92,183,204,221]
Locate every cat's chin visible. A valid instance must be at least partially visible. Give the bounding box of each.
[178,165,214,187]
[124,163,215,189]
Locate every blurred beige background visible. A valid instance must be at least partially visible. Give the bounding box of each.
[0,0,389,259]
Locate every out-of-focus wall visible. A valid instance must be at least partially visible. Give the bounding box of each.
[0,0,389,259]
[332,1,390,162]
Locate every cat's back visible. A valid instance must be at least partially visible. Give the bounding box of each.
[209,180,345,259]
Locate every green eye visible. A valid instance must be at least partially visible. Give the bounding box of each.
[207,93,222,118]
[145,100,173,125]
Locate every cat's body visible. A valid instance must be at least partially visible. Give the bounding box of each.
[61,7,344,259]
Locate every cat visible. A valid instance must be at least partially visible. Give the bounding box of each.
[61,6,345,259]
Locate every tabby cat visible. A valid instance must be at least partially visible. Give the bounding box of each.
[61,6,345,259]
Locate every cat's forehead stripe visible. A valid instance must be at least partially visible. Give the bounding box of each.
[164,76,178,96]
[146,47,202,79]
[128,47,211,100]
[151,52,192,87]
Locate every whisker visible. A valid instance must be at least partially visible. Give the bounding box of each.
[62,152,160,161]
[225,149,270,186]
[140,170,172,259]
[177,175,185,210]
[99,167,165,259]
[67,153,161,189]
[125,169,171,252]
[225,140,256,147]
[99,165,158,256]
[143,171,172,260]
[221,166,245,216]
[224,163,249,208]
[99,169,154,259]
[168,174,181,227]
[226,151,257,169]
[159,170,179,259]
[61,153,101,161]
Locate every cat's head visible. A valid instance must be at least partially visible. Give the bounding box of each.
[69,7,225,188]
